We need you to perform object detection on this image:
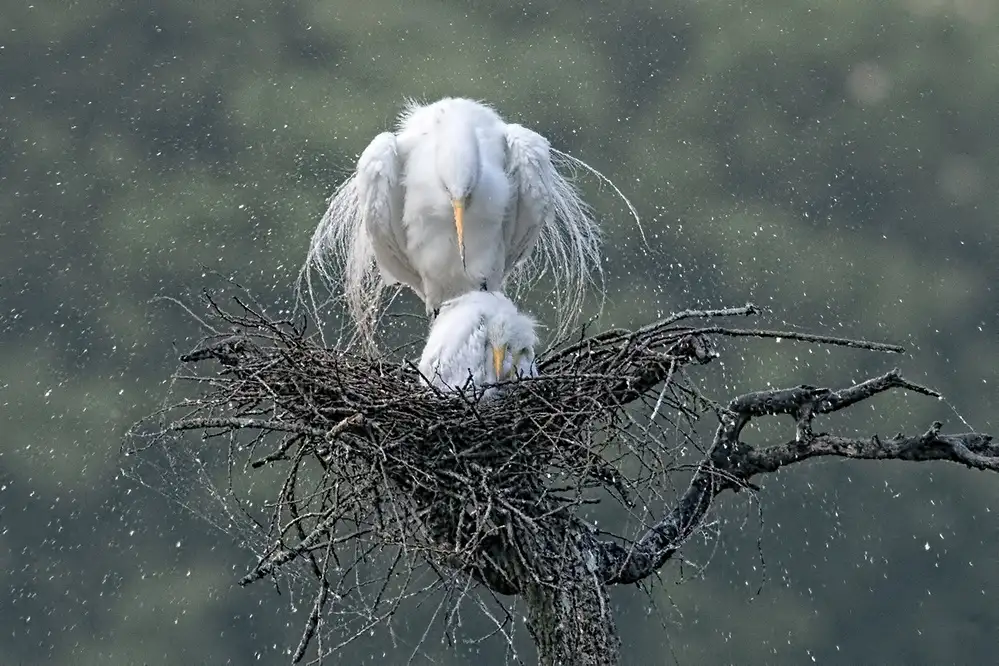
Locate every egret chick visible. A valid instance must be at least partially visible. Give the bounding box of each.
[418,291,539,396]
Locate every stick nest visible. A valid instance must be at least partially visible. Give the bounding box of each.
[139,295,746,592]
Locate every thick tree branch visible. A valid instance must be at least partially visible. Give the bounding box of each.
[599,371,995,586]
[744,427,999,474]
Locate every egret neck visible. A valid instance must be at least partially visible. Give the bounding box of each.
[435,118,481,270]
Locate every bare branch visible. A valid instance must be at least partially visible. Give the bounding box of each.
[743,426,999,474]
[599,373,994,587]
[171,414,364,441]
[125,291,994,666]
[681,326,906,353]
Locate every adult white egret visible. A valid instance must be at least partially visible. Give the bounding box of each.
[418,291,538,396]
[300,97,638,350]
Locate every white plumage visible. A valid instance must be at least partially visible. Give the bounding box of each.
[301,97,606,349]
[418,291,539,396]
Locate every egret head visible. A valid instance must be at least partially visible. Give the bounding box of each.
[418,291,539,395]
[432,103,483,268]
[483,298,538,383]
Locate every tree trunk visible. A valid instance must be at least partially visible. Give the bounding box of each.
[524,575,620,666]
[518,519,621,665]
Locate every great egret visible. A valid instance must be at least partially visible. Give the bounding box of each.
[418,291,538,396]
[300,97,638,350]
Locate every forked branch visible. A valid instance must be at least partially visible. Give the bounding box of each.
[599,370,996,586]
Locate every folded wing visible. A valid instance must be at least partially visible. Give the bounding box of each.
[355,132,423,298]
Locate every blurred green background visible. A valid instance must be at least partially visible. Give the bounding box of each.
[3,0,998,663]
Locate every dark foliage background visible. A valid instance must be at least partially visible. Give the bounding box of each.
[2,1,997,663]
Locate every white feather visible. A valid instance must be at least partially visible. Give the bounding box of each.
[299,97,610,350]
[418,291,538,397]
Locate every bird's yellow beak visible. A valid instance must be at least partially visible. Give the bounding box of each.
[492,343,506,380]
[451,198,466,269]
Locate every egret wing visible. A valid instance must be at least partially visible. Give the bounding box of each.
[502,124,553,269]
[355,132,423,295]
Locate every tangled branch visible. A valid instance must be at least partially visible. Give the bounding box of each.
[125,292,995,664]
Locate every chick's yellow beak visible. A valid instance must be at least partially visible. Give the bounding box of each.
[451,199,466,268]
[492,343,506,380]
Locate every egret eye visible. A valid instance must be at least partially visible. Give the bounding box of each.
[511,348,533,377]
